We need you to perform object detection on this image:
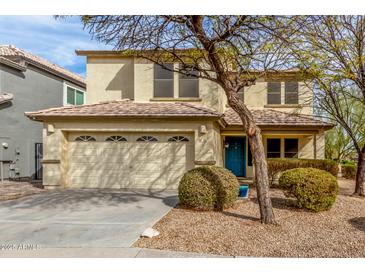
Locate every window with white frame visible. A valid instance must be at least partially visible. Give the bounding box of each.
[64,84,85,106]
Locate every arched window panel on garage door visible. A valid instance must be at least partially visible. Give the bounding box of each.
[105,136,127,142]
[136,136,158,142]
[168,136,190,142]
[74,136,96,142]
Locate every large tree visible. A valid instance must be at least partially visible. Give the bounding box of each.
[80,16,292,223]
[278,15,365,195]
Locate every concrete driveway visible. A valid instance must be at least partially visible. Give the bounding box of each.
[0,189,177,248]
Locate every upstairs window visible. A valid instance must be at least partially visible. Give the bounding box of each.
[267,82,281,105]
[285,82,299,104]
[267,138,281,158]
[154,63,174,98]
[66,85,85,106]
[179,67,199,98]
[284,138,299,158]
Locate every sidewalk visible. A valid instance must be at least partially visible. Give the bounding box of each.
[0,247,227,258]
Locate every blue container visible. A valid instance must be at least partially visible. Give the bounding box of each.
[239,185,249,198]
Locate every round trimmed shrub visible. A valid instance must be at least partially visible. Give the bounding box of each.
[178,166,239,211]
[278,168,338,212]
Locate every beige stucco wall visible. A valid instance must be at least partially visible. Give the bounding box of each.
[84,57,313,114]
[86,57,134,104]
[41,118,221,189]
[243,79,313,115]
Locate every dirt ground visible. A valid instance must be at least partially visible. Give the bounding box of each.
[135,179,365,257]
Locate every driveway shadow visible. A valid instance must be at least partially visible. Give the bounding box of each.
[348,217,365,232]
[0,189,178,211]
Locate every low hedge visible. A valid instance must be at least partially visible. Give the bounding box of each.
[267,158,338,185]
[178,166,240,211]
[279,168,338,212]
[341,164,357,179]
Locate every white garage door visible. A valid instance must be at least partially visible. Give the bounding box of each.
[67,132,194,189]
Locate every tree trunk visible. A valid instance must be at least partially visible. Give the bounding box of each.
[226,91,276,224]
[354,149,365,196]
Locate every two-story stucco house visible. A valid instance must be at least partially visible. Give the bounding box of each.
[25,50,333,190]
[0,45,85,181]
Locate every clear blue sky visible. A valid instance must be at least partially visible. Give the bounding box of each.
[0,16,111,77]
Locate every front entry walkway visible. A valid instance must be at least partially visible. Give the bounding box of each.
[0,189,177,248]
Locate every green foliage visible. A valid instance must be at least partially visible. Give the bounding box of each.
[341,159,355,165]
[279,168,339,212]
[178,166,240,211]
[341,163,357,179]
[267,158,338,185]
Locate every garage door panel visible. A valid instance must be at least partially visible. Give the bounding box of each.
[69,176,99,188]
[70,148,98,156]
[100,176,130,188]
[70,156,100,164]
[133,162,162,172]
[68,133,194,189]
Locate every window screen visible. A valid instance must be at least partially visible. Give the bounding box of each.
[267,82,281,104]
[67,87,75,105]
[179,67,199,97]
[285,82,299,104]
[66,86,84,105]
[284,139,299,158]
[267,138,281,158]
[154,63,174,97]
[75,90,84,105]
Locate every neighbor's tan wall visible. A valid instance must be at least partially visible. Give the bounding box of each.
[41,119,222,189]
[86,57,134,103]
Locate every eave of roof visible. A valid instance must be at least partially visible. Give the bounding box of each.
[0,45,86,88]
[223,108,334,130]
[0,92,13,105]
[0,57,26,71]
[25,100,223,122]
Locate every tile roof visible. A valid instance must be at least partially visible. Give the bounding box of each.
[0,92,13,105]
[0,45,85,87]
[223,108,333,128]
[25,100,222,120]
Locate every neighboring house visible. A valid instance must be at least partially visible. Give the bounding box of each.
[0,45,86,180]
[26,50,333,190]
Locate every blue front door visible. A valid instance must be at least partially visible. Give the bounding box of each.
[225,137,246,177]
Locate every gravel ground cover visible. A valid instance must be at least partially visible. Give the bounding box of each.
[0,180,45,201]
[135,179,365,257]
